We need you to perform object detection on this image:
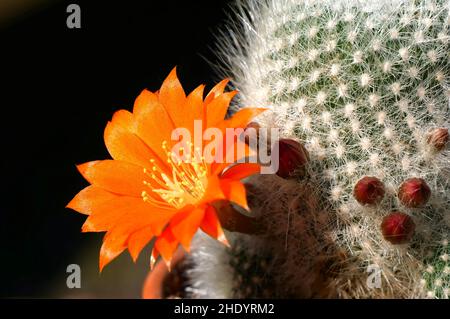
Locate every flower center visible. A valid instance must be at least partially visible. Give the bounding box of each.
[141,141,208,209]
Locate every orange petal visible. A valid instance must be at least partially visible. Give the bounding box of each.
[133,89,175,164]
[221,163,261,181]
[220,179,249,210]
[204,78,230,105]
[66,185,117,215]
[206,91,237,127]
[200,205,229,246]
[110,109,136,133]
[169,205,205,252]
[127,225,154,262]
[104,119,162,169]
[199,175,226,205]
[99,232,127,272]
[77,160,146,197]
[81,196,138,232]
[154,227,179,268]
[98,203,176,271]
[224,107,267,129]
[184,84,205,132]
[158,67,187,128]
[82,196,175,235]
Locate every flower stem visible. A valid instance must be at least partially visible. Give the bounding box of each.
[213,200,262,235]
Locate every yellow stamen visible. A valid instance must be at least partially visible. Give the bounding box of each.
[141,141,208,209]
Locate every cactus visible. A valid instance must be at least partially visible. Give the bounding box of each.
[186,231,276,298]
[186,0,450,298]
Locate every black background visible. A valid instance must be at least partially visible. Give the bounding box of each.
[0,0,231,298]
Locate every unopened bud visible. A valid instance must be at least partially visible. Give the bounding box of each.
[398,178,431,208]
[276,139,309,178]
[353,176,385,205]
[427,128,448,151]
[381,211,415,245]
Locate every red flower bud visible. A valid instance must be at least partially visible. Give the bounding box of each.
[427,128,448,151]
[398,178,431,208]
[353,176,385,205]
[276,139,309,178]
[381,211,415,245]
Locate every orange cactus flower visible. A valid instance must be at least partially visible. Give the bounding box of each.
[67,68,265,271]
